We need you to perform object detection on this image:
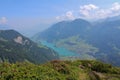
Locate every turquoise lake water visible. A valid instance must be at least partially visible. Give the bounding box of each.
[41,41,77,57]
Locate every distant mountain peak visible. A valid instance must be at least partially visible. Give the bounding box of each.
[73,18,89,22]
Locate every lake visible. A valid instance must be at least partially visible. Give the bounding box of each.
[41,41,77,57]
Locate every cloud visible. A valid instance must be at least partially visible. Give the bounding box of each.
[56,11,75,20]
[79,4,99,18]
[56,16,60,20]
[0,17,7,24]
[95,9,112,19]
[79,2,120,19]
[56,2,120,20]
[66,11,75,20]
[80,4,99,11]
[111,2,120,11]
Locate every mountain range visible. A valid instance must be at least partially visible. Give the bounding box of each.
[33,16,120,66]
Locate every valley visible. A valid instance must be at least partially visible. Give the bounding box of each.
[33,18,120,66]
[0,0,120,79]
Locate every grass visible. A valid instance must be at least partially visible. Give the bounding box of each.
[0,60,120,80]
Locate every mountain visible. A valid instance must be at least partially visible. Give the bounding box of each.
[105,15,120,21]
[0,29,59,63]
[33,18,120,66]
[87,19,120,66]
[0,60,120,80]
[33,19,91,42]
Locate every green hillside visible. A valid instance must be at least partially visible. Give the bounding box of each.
[0,60,120,80]
[0,30,59,63]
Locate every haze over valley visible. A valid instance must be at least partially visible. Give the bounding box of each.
[0,0,120,80]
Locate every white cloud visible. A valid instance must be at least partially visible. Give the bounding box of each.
[56,11,75,21]
[66,11,75,20]
[79,4,99,18]
[79,2,120,19]
[80,4,99,11]
[95,9,111,18]
[56,2,120,20]
[0,17,7,24]
[56,16,60,20]
[111,2,120,11]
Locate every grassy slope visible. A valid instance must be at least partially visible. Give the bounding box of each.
[0,60,120,80]
[56,36,98,59]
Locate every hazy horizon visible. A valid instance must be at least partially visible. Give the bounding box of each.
[0,0,120,36]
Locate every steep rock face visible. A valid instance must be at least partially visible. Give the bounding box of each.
[0,30,59,63]
[33,18,120,66]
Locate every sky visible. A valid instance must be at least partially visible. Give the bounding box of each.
[0,0,120,36]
